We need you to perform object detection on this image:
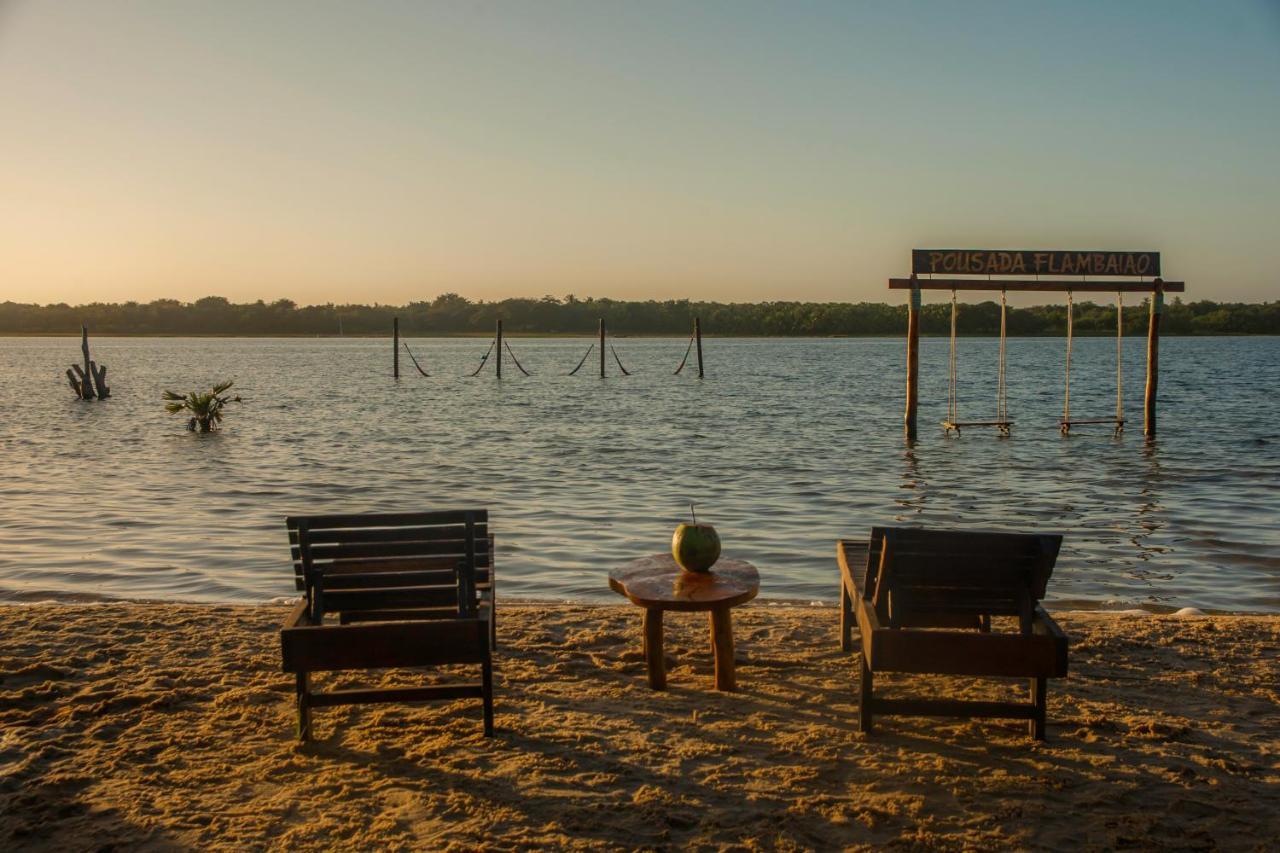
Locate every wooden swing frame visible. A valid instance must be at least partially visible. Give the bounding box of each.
[891,250,1185,441]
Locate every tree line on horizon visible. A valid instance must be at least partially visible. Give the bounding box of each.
[1,293,1277,336]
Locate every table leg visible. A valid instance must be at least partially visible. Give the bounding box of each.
[710,607,735,691]
[643,607,666,690]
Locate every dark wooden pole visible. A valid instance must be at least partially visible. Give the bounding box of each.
[80,325,94,399]
[393,317,400,379]
[599,318,606,378]
[904,278,920,440]
[694,316,704,379]
[1144,280,1162,438]
[495,319,503,379]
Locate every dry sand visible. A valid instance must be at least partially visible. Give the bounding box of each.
[1,603,1277,851]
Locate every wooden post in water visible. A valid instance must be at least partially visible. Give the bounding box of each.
[599,318,606,378]
[904,277,921,441]
[81,326,92,394]
[495,319,503,379]
[1144,280,1162,438]
[393,317,400,379]
[694,316,704,378]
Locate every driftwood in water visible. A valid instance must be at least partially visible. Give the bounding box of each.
[67,326,109,400]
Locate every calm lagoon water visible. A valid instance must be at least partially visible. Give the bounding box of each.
[1,335,1277,613]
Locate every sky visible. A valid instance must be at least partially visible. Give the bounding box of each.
[1,0,1278,306]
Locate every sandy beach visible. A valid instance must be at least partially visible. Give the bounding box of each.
[2,603,1277,850]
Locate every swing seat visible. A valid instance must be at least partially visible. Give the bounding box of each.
[943,420,1013,436]
[1059,417,1124,435]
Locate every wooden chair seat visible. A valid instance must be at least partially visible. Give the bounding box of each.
[838,528,1069,740]
[280,510,496,740]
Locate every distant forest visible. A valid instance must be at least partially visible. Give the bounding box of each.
[2,294,1277,336]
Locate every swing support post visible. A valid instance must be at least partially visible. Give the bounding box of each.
[393,316,400,379]
[904,277,920,441]
[1144,280,1162,439]
[496,319,503,379]
[599,318,606,378]
[695,316,704,379]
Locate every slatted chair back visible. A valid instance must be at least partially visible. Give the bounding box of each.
[866,527,1061,633]
[287,510,489,623]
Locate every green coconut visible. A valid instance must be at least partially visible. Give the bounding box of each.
[672,503,721,573]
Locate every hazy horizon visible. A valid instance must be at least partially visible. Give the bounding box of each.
[2,1,1278,306]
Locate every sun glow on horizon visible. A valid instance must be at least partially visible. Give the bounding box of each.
[1,1,1277,307]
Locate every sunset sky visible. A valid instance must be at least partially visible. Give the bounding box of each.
[1,1,1277,306]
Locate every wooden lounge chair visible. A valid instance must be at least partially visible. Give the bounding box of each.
[280,510,495,740]
[837,527,1069,740]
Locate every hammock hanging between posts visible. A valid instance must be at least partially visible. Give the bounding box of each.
[504,340,532,376]
[402,342,430,377]
[610,343,631,376]
[567,344,594,376]
[1060,289,1125,436]
[943,289,1012,436]
[673,332,695,375]
[468,339,496,377]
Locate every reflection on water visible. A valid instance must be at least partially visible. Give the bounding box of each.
[0,335,1277,613]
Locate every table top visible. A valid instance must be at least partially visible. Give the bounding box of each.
[608,553,760,611]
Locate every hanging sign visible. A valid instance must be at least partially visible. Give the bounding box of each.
[912,250,1160,277]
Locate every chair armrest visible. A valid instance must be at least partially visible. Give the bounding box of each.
[1031,604,1070,676]
[282,598,312,629]
[836,540,870,598]
[1031,605,1067,640]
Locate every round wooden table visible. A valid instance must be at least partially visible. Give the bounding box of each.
[608,554,759,691]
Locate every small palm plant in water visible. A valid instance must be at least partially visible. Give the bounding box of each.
[162,380,240,432]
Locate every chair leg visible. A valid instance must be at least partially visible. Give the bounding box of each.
[295,671,312,742]
[481,657,495,737]
[839,582,854,652]
[488,585,498,651]
[1030,676,1047,740]
[859,654,874,734]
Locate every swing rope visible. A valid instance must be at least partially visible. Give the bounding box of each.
[673,332,696,375]
[947,289,958,424]
[1115,292,1124,422]
[467,338,496,377]
[997,289,1009,422]
[567,344,594,376]
[1063,291,1074,423]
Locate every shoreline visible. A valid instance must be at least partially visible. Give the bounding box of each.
[0,594,1265,617]
[2,602,1277,848]
[4,332,1278,338]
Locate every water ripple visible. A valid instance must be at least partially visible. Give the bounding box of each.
[1,335,1278,613]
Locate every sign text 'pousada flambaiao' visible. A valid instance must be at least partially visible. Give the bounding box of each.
[912,250,1160,278]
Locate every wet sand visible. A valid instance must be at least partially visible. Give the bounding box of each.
[2,603,1277,850]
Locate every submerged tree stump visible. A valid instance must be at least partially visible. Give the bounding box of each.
[67,326,109,400]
